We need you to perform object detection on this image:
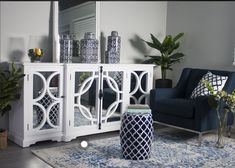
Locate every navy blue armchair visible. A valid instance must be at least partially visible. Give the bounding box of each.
[150,68,235,137]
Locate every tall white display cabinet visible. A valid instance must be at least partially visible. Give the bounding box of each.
[9,63,154,147]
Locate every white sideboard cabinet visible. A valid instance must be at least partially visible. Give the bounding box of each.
[8,63,154,147]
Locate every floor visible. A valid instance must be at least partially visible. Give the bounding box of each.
[1,125,234,168]
[0,131,120,168]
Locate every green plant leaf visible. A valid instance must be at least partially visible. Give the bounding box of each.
[171,42,180,51]
[1,105,11,116]
[169,53,185,60]
[161,36,173,53]
[144,55,162,59]
[170,59,181,64]
[142,58,158,64]
[143,55,162,65]
[0,62,25,116]
[145,41,160,50]
[173,32,184,42]
[150,34,161,50]
[165,37,179,55]
[143,32,185,79]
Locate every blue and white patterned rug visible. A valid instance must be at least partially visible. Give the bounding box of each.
[32,129,235,168]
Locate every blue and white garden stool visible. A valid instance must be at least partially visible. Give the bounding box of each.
[120,105,153,160]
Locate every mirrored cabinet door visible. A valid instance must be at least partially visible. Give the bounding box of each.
[101,70,124,125]
[23,64,64,137]
[73,71,99,127]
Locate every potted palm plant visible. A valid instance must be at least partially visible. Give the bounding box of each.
[0,63,25,149]
[143,32,185,88]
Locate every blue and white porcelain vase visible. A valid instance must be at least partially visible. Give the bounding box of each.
[80,32,98,63]
[59,34,73,63]
[105,31,121,64]
[71,34,80,59]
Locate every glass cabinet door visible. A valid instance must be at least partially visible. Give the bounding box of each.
[68,65,153,131]
[28,66,63,132]
[100,70,124,124]
[73,71,99,127]
[71,66,124,130]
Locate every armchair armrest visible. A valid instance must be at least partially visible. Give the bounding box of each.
[193,96,219,131]
[194,95,217,119]
[194,95,234,132]
[150,87,181,111]
[194,96,211,114]
[150,88,179,100]
[149,68,191,110]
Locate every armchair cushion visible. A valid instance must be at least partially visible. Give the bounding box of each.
[156,98,195,119]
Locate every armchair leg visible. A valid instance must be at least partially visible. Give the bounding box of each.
[228,126,232,138]
[198,133,202,146]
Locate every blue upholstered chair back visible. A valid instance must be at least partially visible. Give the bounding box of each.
[176,68,235,98]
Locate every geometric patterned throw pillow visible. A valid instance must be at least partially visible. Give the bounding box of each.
[190,71,228,99]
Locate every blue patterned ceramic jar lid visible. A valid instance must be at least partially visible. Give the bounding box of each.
[60,34,71,40]
[111,31,118,36]
[84,32,95,39]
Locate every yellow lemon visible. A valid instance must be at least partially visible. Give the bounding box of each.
[35,48,42,57]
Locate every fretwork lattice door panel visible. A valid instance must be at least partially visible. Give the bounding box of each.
[64,65,126,140]
[25,66,63,134]
[64,64,102,140]
[73,70,99,127]
[129,70,152,105]
[100,68,124,126]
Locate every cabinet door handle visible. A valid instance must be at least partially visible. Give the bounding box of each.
[61,96,65,98]
[99,89,103,99]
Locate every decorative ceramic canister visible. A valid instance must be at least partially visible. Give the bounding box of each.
[71,34,80,59]
[59,34,73,63]
[80,32,98,63]
[105,51,120,64]
[105,31,121,64]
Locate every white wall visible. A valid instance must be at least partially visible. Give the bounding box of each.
[166,2,235,85]
[99,1,167,79]
[0,1,52,129]
[0,1,52,63]
[0,1,166,74]
[0,1,166,129]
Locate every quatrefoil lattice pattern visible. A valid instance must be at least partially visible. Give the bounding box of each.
[120,112,154,160]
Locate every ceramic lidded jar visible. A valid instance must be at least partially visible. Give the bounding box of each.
[105,31,121,64]
[80,32,99,63]
[59,34,73,63]
[71,34,80,59]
